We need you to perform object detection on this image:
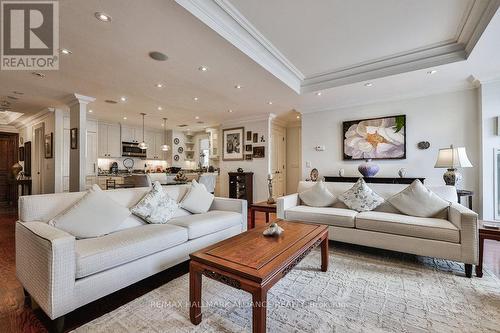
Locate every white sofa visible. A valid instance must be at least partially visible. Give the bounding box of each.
[16,185,247,326]
[278,181,478,277]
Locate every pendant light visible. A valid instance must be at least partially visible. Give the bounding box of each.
[138,113,148,150]
[161,118,170,151]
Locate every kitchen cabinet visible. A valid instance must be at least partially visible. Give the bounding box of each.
[145,130,166,160]
[86,131,98,176]
[98,122,121,157]
[121,125,141,143]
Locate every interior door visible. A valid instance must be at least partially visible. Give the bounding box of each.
[271,125,286,198]
[33,127,44,194]
[0,132,18,205]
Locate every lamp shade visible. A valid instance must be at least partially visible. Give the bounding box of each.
[434,146,473,168]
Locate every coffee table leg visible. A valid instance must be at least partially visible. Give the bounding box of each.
[189,261,203,325]
[321,236,329,272]
[250,209,255,229]
[252,289,267,333]
[265,212,269,223]
[476,235,484,278]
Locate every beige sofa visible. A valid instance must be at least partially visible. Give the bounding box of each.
[277,181,478,277]
[16,185,246,329]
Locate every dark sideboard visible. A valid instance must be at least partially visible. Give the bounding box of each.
[324,176,425,184]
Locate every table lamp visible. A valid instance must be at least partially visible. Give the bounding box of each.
[434,145,472,187]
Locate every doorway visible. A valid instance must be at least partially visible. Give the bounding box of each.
[271,124,286,197]
[33,125,45,194]
[0,132,19,206]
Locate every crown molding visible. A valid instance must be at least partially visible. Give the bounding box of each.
[0,125,19,133]
[13,108,54,129]
[221,113,272,127]
[177,0,499,94]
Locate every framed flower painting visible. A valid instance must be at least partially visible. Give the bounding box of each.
[343,115,406,160]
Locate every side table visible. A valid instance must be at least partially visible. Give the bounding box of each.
[249,201,276,229]
[457,190,473,210]
[476,220,500,277]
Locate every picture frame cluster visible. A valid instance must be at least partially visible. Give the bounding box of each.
[222,127,265,161]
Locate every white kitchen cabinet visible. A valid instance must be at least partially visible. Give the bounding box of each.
[86,131,98,176]
[98,122,121,157]
[155,132,166,160]
[121,125,140,143]
[145,131,155,159]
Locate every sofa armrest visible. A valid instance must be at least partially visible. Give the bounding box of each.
[277,193,300,219]
[16,221,76,319]
[448,203,478,264]
[210,197,248,231]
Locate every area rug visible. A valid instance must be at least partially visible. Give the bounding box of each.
[73,244,500,332]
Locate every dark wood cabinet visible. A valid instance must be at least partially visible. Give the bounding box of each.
[228,172,253,204]
[323,176,425,184]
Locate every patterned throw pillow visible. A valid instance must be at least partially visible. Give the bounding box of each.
[131,181,178,224]
[338,178,384,212]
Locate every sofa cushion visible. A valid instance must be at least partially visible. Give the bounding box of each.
[131,181,178,224]
[75,224,188,278]
[180,180,215,214]
[169,210,242,239]
[299,180,335,207]
[285,205,356,228]
[338,178,384,212]
[355,211,459,243]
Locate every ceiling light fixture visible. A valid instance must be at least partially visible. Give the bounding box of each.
[296,115,300,119]
[195,116,200,120]
[427,70,438,75]
[95,12,112,22]
[198,66,208,72]
[315,92,322,96]
[267,101,273,105]
[149,51,168,61]
[60,48,72,55]
[88,109,93,113]
[123,116,127,120]
[120,96,127,102]
[193,97,199,101]
[155,83,164,88]
[364,82,373,87]
[138,113,148,150]
[228,109,233,113]
[234,85,242,89]
[161,118,170,151]
[157,106,163,111]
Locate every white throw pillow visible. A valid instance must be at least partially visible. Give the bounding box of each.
[131,181,178,224]
[338,178,384,212]
[180,179,215,214]
[388,180,450,218]
[49,184,131,239]
[299,181,335,207]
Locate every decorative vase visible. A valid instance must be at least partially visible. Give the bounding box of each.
[267,174,275,204]
[398,168,407,178]
[358,159,379,177]
[443,168,461,187]
[11,162,23,179]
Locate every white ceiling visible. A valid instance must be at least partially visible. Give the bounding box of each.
[0,0,499,130]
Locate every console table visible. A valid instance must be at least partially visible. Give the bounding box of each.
[324,176,425,184]
[476,220,500,277]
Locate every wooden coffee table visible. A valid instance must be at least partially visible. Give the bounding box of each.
[189,220,329,333]
[249,201,277,229]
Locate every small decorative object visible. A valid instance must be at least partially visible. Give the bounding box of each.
[253,146,265,158]
[174,137,180,145]
[208,166,215,173]
[19,146,24,161]
[338,168,345,177]
[417,141,430,150]
[253,133,258,143]
[20,137,24,144]
[434,145,473,187]
[358,159,380,177]
[245,154,253,160]
[260,135,265,142]
[267,174,275,204]
[310,168,319,181]
[174,171,188,182]
[123,158,134,172]
[237,167,244,173]
[398,168,407,178]
[246,131,252,141]
[44,132,53,158]
[343,115,406,160]
[11,162,23,178]
[223,127,244,161]
[178,146,184,153]
[263,222,284,237]
[70,128,78,149]
[245,144,252,152]
[174,154,180,161]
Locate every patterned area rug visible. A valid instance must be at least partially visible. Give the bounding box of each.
[73,245,500,333]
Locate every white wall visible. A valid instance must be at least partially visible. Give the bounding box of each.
[479,80,500,220]
[302,89,479,210]
[219,117,271,202]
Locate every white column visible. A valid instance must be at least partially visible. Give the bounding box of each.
[66,94,95,192]
[478,80,500,220]
[53,108,64,193]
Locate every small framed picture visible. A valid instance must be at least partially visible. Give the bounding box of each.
[253,133,258,143]
[44,133,53,158]
[245,154,253,160]
[70,128,78,149]
[246,131,252,141]
[223,127,245,161]
[253,146,265,158]
[245,144,252,152]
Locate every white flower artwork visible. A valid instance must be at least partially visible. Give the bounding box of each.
[343,115,406,160]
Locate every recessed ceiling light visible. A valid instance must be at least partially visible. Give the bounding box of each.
[95,12,112,22]
[187,128,191,131]
[157,106,163,111]
[296,115,300,119]
[31,72,45,78]
[198,66,208,72]
[195,116,200,120]
[120,96,127,102]
[60,48,72,55]
[228,109,233,113]
[364,82,373,87]
[88,109,93,113]
[234,85,242,89]
[193,97,199,101]
[155,83,164,88]
[149,51,168,61]
[267,101,273,105]
[123,116,127,120]
[315,92,322,96]
[427,70,438,75]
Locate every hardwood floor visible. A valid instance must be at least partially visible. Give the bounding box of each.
[1,208,498,332]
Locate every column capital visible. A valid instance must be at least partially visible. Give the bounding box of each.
[65,93,96,107]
